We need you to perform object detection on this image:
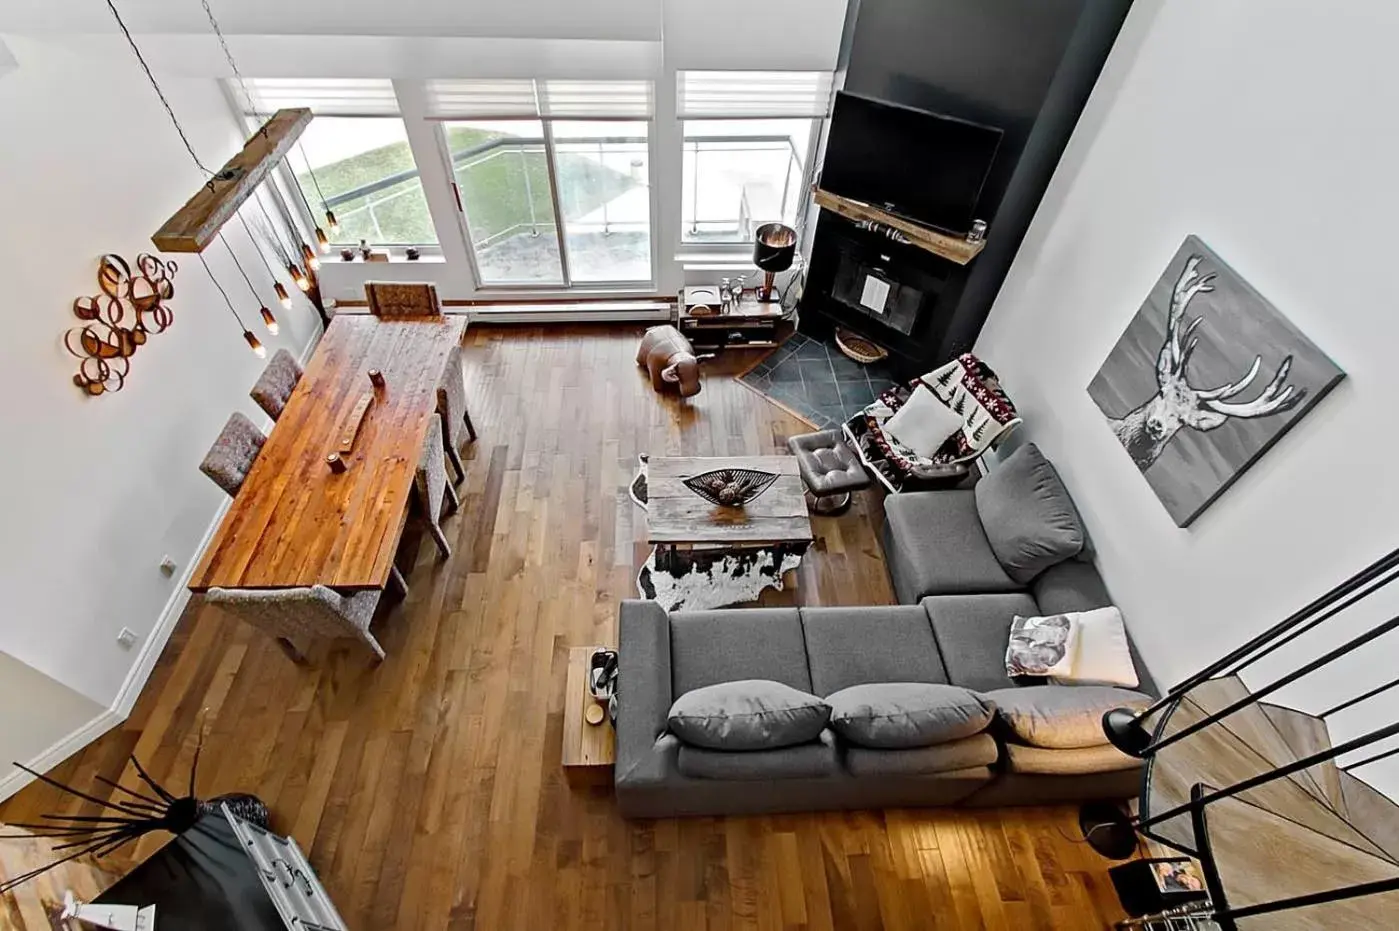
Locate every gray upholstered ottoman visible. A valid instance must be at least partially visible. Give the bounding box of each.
[787,429,872,514]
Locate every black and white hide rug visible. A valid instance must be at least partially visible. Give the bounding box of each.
[630,455,804,612]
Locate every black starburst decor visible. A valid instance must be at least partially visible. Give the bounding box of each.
[0,730,267,895]
[683,468,779,507]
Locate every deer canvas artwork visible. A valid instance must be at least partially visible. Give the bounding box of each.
[1088,236,1344,527]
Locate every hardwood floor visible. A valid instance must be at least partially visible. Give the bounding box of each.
[0,324,1130,930]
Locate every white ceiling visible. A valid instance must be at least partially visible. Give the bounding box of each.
[0,0,664,41]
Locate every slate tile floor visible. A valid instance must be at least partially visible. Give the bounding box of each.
[738,332,899,430]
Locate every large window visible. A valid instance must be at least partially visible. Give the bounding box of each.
[289,117,437,247]
[431,80,655,287]
[676,71,833,246]
[681,118,812,244]
[240,79,436,248]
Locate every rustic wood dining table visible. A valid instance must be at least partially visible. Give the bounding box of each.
[189,314,467,593]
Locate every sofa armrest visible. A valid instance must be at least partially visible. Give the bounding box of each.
[616,600,673,787]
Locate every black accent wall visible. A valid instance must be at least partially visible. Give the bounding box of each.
[802,0,1133,375]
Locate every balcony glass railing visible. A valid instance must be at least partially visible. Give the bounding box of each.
[312,134,801,252]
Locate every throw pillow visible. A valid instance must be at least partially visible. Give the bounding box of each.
[1052,606,1139,688]
[668,679,830,751]
[975,443,1085,583]
[883,384,965,459]
[983,685,1153,749]
[1006,614,1079,677]
[826,682,995,749]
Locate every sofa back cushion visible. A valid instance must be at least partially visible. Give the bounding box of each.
[668,679,831,751]
[975,443,1085,583]
[670,608,811,696]
[827,683,995,749]
[801,606,948,695]
[923,592,1041,692]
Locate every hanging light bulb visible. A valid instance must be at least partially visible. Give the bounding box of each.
[300,241,321,271]
[259,306,280,336]
[315,227,330,253]
[243,330,267,358]
[274,282,291,308]
[287,262,310,291]
[326,210,340,236]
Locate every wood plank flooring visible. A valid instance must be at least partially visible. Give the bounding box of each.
[1,325,1130,930]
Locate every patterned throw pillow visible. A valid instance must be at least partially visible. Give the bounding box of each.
[1005,614,1079,678]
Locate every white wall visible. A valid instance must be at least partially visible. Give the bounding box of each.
[0,34,321,797]
[0,654,105,797]
[977,0,1399,794]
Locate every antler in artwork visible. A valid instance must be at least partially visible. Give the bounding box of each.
[1109,254,1306,469]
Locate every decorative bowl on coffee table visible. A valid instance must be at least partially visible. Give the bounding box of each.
[683,468,780,508]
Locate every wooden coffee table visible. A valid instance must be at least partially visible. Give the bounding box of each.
[646,456,814,573]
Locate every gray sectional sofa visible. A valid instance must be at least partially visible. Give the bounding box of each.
[615,444,1156,819]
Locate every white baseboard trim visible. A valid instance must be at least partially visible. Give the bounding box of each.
[0,710,124,801]
[0,329,325,805]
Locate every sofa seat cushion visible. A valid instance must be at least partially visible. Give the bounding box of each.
[670,608,811,696]
[923,593,1041,692]
[1003,741,1142,776]
[668,680,830,751]
[802,606,948,695]
[883,489,1018,603]
[677,729,840,780]
[975,443,1085,584]
[845,734,999,777]
[827,683,993,749]
[983,685,1154,749]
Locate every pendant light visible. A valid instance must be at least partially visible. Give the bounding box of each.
[235,212,293,309]
[300,241,321,271]
[200,254,264,358]
[107,0,268,358]
[291,137,335,252]
[220,232,280,337]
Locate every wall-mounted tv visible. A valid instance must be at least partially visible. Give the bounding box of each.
[820,92,1003,236]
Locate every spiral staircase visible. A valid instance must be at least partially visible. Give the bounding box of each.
[1085,547,1399,930]
[1141,674,1399,930]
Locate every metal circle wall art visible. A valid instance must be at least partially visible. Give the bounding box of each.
[65,253,177,395]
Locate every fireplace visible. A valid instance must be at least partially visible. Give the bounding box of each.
[799,210,963,378]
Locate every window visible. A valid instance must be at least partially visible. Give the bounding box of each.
[681,119,812,244]
[238,79,436,247]
[429,80,654,286]
[676,71,833,245]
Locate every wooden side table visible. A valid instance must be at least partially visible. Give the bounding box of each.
[562,645,616,787]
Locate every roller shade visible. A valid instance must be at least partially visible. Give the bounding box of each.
[237,78,400,116]
[424,79,655,119]
[677,71,834,118]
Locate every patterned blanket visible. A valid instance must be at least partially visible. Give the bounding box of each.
[844,353,1021,492]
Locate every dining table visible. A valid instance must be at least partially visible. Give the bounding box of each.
[189,313,467,594]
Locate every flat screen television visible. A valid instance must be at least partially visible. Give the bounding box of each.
[820,92,1003,235]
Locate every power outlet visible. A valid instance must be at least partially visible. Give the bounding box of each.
[117,628,139,649]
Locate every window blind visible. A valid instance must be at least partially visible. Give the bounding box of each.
[424,79,655,119]
[676,71,834,119]
[237,78,400,117]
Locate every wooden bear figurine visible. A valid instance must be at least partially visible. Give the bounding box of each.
[636,325,701,398]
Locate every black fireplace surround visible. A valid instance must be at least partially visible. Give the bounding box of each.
[799,0,1134,381]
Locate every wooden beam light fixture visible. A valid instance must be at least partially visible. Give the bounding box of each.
[151,107,314,254]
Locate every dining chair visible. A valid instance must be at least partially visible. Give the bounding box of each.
[416,413,460,559]
[364,281,443,318]
[249,348,303,421]
[437,344,478,484]
[206,579,406,664]
[199,412,267,498]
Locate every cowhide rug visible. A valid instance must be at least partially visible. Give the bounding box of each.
[630,455,804,611]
